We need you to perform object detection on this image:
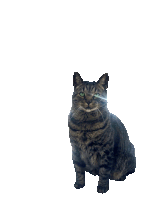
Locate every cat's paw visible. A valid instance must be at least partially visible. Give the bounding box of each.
[97,185,109,193]
[74,182,85,189]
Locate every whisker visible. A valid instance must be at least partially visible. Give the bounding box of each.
[70,106,82,119]
[96,109,99,118]
[97,108,104,122]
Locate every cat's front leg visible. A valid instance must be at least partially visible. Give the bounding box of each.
[72,146,85,189]
[73,161,85,189]
[97,165,111,193]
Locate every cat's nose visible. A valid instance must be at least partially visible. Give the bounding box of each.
[85,100,92,106]
[85,95,93,105]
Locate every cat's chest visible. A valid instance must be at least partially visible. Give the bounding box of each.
[77,132,101,153]
[70,130,99,149]
[78,131,91,144]
[71,127,112,150]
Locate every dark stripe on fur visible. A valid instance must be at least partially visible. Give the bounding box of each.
[69,116,109,132]
[69,121,108,132]
[100,164,112,170]
[73,160,86,168]
[70,116,101,125]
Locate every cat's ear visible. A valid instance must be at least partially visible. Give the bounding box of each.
[73,72,83,88]
[97,73,109,90]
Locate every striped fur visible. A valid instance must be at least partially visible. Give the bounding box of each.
[68,72,136,193]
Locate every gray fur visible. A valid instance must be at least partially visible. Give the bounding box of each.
[68,72,136,193]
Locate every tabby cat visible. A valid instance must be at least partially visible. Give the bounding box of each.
[68,72,136,193]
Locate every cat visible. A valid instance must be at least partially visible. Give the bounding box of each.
[68,72,136,193]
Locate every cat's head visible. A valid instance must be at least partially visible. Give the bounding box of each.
[72,72,109,115]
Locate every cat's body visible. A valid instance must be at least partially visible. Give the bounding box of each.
[68,72,136,193]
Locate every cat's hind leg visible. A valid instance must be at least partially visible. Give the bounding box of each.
[110,154,136,181]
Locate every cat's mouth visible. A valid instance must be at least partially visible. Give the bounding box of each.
[81,106,97,113]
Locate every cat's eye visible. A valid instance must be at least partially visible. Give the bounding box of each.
[94,93,101,98]
[79,92,85,97]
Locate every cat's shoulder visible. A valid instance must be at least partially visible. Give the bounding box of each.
[109,112,127,134]
[109,112,118,125]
